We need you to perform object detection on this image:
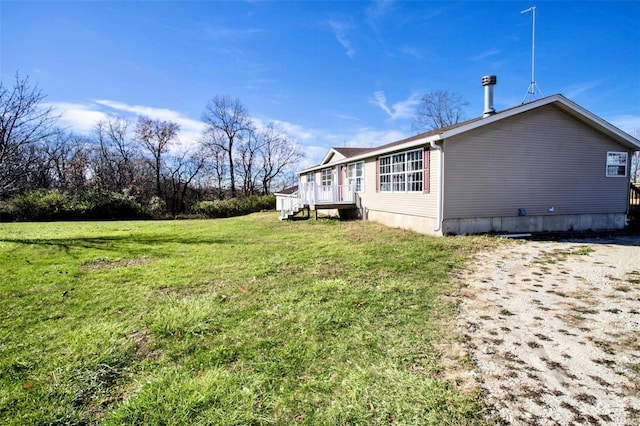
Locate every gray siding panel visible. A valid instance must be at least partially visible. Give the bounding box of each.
[443,105,631,219]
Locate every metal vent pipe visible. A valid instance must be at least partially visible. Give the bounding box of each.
[482,75,497,117]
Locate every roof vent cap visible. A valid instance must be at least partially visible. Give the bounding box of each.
[482,75,497,117]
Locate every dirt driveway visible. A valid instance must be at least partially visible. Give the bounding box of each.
[456,235,640,425]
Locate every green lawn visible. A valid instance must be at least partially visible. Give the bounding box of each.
[0,213,493,425]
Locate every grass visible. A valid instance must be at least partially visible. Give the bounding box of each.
[0,213,494,425]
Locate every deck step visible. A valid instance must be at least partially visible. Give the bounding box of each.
[279,205,307,221]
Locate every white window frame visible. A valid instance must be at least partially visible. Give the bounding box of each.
[606,151,628,177]
[321,168,332,186]
[307,172,315,184]
[379,156,391,192]
[347,161,365,193]
[379,149,423,192]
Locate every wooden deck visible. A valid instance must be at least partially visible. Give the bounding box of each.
[310,202,357,210]
[279,183,358,221]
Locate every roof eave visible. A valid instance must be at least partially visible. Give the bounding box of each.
[297,134,443,175]
[319,148,339,166]
[440,95,564,139]
[552,98,640,150]
[440,94,640,150]
[298,94,640,176]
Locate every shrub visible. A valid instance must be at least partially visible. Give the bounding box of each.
[75,190,145,220]
[147,196,168,218]
[0,198,19,222]
[191,194,276,219]
[0,189,146,222]
[4,189,71,221]
[0,191,275,222]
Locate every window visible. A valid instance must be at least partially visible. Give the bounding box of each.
[406,150,423,192]
[379,156,391,192]
[379,149,423,192]
[307,172,315,183]
[347,161,364,192]
[321,169,332,186]
[606,152,628,177]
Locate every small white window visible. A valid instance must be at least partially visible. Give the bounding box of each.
[321,169,332,186]
[307,172,315,183]
[379,156,391,192]
[347,161,364,192]
[606,152,628,177]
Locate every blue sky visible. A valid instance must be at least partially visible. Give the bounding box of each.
[2,0,639,166]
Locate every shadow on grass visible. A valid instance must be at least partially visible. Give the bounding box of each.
[0,235,240,253]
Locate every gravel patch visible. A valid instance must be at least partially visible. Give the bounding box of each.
[457,236,640,425]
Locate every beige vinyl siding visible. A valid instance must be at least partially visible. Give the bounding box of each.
[443,105,631,219]
[358,148,440,218]
[324,152,346,164]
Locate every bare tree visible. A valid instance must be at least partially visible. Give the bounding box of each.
[412,90,469,132]
[236,129,262,195]
[135,115,180,198]
[40,131,90,193]
[257,123,304,194]
[165,149,207,214]
[93,116,138,193]
[0,73,59,196]
[202,96,253,198]
[200,137,229,199]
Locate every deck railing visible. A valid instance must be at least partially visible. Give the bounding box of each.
[279,191,304,219]
[280,183,356,219]
[299,182,355,205]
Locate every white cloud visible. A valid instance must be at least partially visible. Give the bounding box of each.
[337,114,359,121]
[329,20,355,58]
[202,25,264,40]
[47,98,418,173]
[252,112,413,169]
[46,100,206,153]
[270,119,314,142]
[370,91,419,120]
[343,127,409,148]
[94,99,207,151]
[290,126,412,171]
[372,91,392,116]
[367,0,394,23]
[299,145,332,169]
[609,115,640,136]
[470,49,502,62]
[561,80,605,100]
[46,101,109,135]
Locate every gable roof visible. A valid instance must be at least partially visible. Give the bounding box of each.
[300,95,640,174]
[319,147,376,166]
[332,147,375,157]
[274,185,298,195]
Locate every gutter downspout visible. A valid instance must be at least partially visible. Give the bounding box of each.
[430,140,444,233]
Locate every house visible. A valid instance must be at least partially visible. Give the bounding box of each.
[280,76,640,236]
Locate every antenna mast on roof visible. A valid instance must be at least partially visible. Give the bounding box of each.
[521,6,543,103]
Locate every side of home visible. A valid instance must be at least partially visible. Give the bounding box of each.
[288,85,640,236]
[442,102,635,234]
[299,138,442,234]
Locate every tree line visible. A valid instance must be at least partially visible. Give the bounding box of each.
[0,73,304,220]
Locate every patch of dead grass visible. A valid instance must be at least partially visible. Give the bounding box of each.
[84,257,153,270]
